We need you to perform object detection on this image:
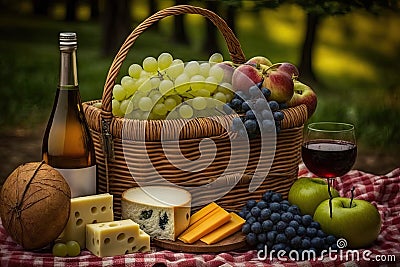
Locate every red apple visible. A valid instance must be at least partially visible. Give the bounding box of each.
[246,56,273,68]
[216,61,235,84]
[262,70,294,103]
[287,80,317,118]
[277,62,299,79]
[232,64,263,93]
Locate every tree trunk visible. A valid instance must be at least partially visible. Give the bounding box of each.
[299,12,320,85]
[226,4,236,35]
[149,0,159,31]
[203,0,220,55]
[90,0,100,20]
[101,0,132,57]
[32,0,49,16]
[173,0,189,44]
[65,0,78,21]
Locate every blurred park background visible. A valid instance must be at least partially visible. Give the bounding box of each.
[0,0,399,182]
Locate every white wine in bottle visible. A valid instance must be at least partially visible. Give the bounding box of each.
[42,32,96,197]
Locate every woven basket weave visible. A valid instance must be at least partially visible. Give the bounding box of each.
[83,5,308,217]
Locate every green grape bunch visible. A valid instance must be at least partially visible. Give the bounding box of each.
[110,52,235,120]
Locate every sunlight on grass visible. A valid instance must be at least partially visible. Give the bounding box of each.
[259,6,305,47]
[158,0,175,10]
[238,13,256,31]
[76,5,91,21]
[352,12,400,57]
[50,3,90,21]
[321,10,400,57]
[263,21,303,46]
[132,1,150,22]
[236,5,306,49]
[19,1,32,14]
[52,4,65,20]
[315,47,377,81]
[318,19,348,46]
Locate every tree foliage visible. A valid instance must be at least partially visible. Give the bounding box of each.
[295,0,398,15]
[221,0,398,83]
[228,0,398,15]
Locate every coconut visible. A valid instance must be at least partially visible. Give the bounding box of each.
[0,161,71,250]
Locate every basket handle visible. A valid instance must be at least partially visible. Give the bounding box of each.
[101,4,246,119]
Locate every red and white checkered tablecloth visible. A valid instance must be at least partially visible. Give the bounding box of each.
[1,165,399,267]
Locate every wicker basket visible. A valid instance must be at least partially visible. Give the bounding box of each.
[83,5,308,217]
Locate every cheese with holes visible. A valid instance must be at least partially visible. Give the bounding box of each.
[58,193,113,248]
[178,207,231,244]
[86,219,150,257]
[121,186,191,241]
[200,212,245,244]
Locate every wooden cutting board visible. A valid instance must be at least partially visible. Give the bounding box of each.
[153,231,247,253]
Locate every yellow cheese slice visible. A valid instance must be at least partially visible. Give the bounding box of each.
[178,208,231,244]
[180,206,221,237]
[200,212,245,245]
[188,202,219,225]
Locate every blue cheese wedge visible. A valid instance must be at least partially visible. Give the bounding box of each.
[86,219,150,257]
[121,186,191,241]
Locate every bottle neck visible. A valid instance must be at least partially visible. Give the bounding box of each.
[59,46,78,88]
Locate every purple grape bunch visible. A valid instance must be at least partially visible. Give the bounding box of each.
[239,190,339,259]
[226,82,286,138]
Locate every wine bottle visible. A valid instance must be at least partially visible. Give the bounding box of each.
[42,32,96,197]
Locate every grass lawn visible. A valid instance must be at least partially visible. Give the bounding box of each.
[0,3,399,156]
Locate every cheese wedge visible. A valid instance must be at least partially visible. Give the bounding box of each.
[86,219,150,257]
[121,186,191,241]
[200,212,245,245]
[178,208,231,244]
[58,193,114,249]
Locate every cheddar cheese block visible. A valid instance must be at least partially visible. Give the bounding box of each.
[179,202,222,238]
[200,212,245,244]
[183,207,221,234]
[189,202,219,225]
[86,219,150,257]
[121,186,191,241]
[178,207,231,244]
[58,193,114,248]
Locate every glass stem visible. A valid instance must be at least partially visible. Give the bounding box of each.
[327,178,333,218]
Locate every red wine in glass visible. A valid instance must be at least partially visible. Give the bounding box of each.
[302,122,357,218]
[302,139,357,178]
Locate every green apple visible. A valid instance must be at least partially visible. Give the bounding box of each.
[314,197,381,249]
[288,177,339,216]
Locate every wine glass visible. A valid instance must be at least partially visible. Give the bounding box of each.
[301,122,357,217]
